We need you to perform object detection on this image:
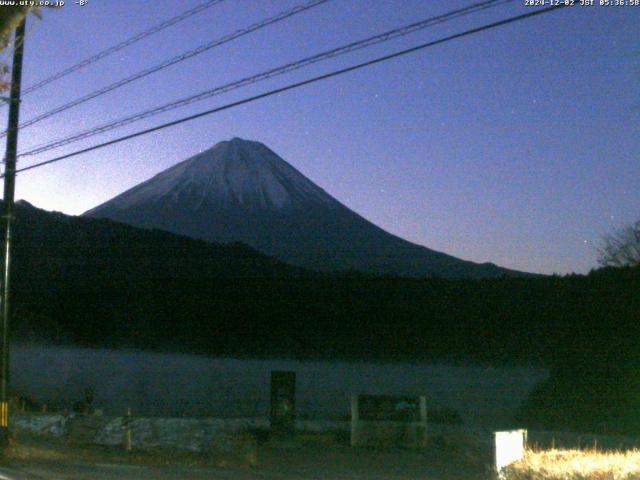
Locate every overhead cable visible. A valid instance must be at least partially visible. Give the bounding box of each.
[18,0,227,98]
[9,4,569,177]
[5,0,331,136]
[19,0,512,157]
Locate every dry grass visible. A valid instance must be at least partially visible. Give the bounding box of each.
[502,448,640,480]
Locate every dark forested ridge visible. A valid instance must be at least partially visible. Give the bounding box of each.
[8,201,639,363]
[6,201,640,433]
[11,199,308,280]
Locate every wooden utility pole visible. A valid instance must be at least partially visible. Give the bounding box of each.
[0,17,26,448]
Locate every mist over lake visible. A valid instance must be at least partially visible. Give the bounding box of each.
[10,344,547,427]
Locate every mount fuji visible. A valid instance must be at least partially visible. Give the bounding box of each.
[85,138,524,278]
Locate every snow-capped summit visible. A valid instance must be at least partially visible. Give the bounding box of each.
[92,138,336,214]
[85,138,525,278]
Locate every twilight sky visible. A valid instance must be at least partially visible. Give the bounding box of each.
[2,0,638,275]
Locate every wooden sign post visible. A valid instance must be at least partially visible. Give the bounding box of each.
[270,371,296,438]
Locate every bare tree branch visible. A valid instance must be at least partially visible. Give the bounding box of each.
[597,220,640,268]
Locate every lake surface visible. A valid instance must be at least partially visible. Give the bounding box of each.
[11,344,547,427]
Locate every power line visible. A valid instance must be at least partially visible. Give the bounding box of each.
[16,0,226,99]
[19,0,509,153]
[4,0,331,137]
[19,0,512,158]
[8,3,569,178]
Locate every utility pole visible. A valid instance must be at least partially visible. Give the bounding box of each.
[0,18,26,448]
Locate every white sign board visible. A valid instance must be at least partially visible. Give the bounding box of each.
[494,429,527,475]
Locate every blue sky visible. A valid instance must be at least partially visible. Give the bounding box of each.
[4,0,639,274]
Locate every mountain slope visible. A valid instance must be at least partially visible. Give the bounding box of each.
[10,199,306,285]
[85,137,526,278]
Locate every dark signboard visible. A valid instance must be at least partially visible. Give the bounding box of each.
[357,395,421,422]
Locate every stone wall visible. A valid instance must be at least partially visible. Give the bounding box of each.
[11,412,349,454]
[12,412,68,437]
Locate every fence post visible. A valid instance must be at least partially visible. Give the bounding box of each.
[270,371,296,439]
[124,407,132,451]
[350,395,359,447]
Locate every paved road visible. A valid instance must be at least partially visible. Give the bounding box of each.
[1,460,255,480]
[0,433,494,480]
[0,445,490,479]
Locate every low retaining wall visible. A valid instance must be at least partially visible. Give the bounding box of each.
[11,413,349,454]
[14,413,640,456]
[12,412,69,437]
[94,416,265,453]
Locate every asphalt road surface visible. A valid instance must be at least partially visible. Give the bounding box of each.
[1,460,256,479]
[0,445,490,479]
